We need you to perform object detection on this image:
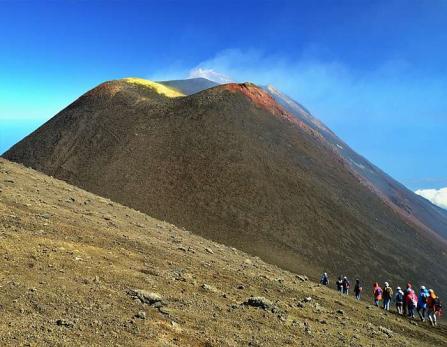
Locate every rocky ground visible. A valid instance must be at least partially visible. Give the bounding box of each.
[0,157,446,346]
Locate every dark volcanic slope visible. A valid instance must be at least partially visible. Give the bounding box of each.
[4,79,447,296]
[162,78,447,240]
[264,85,447,241]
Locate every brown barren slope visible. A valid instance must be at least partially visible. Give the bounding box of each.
[3,79,447,297]
[0,158,446,346]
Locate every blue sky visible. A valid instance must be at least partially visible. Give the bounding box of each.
[1,1,446,198]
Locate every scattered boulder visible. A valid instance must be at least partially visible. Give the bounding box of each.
[296,275,308,282]
[243,259,253,266]
[128,289,163,306]
[378,326,393,337]
[56,319,74,328]
[336,309,344,315]
[201,283,219,292]
[38,213,51,220]
[205,247,214,254]
[244,296,276,311]
[135,311,146,320]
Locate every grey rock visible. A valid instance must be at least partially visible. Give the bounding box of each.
[201,283,218,292]
[56,319,74,328]
[244,296,276,311]
[378,326,393,337]
[135,311,146,319]
[128,289,163,305]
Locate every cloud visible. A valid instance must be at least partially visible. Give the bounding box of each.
[179,48,445,126]
[188,68,233,84]
[415,188,447,210]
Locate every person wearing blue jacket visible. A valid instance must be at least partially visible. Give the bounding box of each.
[417,286,429,321]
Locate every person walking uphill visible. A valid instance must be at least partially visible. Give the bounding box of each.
[336,276,343,293]
[417,286,430,321]
[354,279,362,300]
[427,289,442,326]
[373,283,383,307]
[383,282,393,311]
[342,276,350,295]
[395,287,404,315]
[406,286,418,318]
[403,283,413,316]
[320,272,329,286]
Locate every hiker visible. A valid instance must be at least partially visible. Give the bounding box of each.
[417,286,430,321]
[336,276,343,293]
[354,279,362,300]
[342,276,350,295]
[383,282,393,311]
[395,287,404,315]
[427,289,442,326]
[406,286,418,318]
[403,283,413,316]
[320,272,329,286]
[373,282,383,306]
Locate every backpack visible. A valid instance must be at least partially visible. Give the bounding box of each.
[396,292,404,302]
[434,298,442,311]
[375,287,383,297]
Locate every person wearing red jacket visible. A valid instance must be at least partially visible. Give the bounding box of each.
[405,287,418,318]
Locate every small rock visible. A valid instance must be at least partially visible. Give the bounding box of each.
[201,283,218,292]
[296,275,308,282]
[128,289,163,306]
[378,326,393,337]
[336,309,344,315]
[244,296,276,311]
[135,311,146,320]
[205,247,214,254]
[303,297,312,303]
[56,319,74,328]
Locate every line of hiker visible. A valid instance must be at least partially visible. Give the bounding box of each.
[319,273,443,326]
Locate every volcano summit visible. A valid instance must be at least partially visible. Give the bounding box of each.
[4,77,447,297]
